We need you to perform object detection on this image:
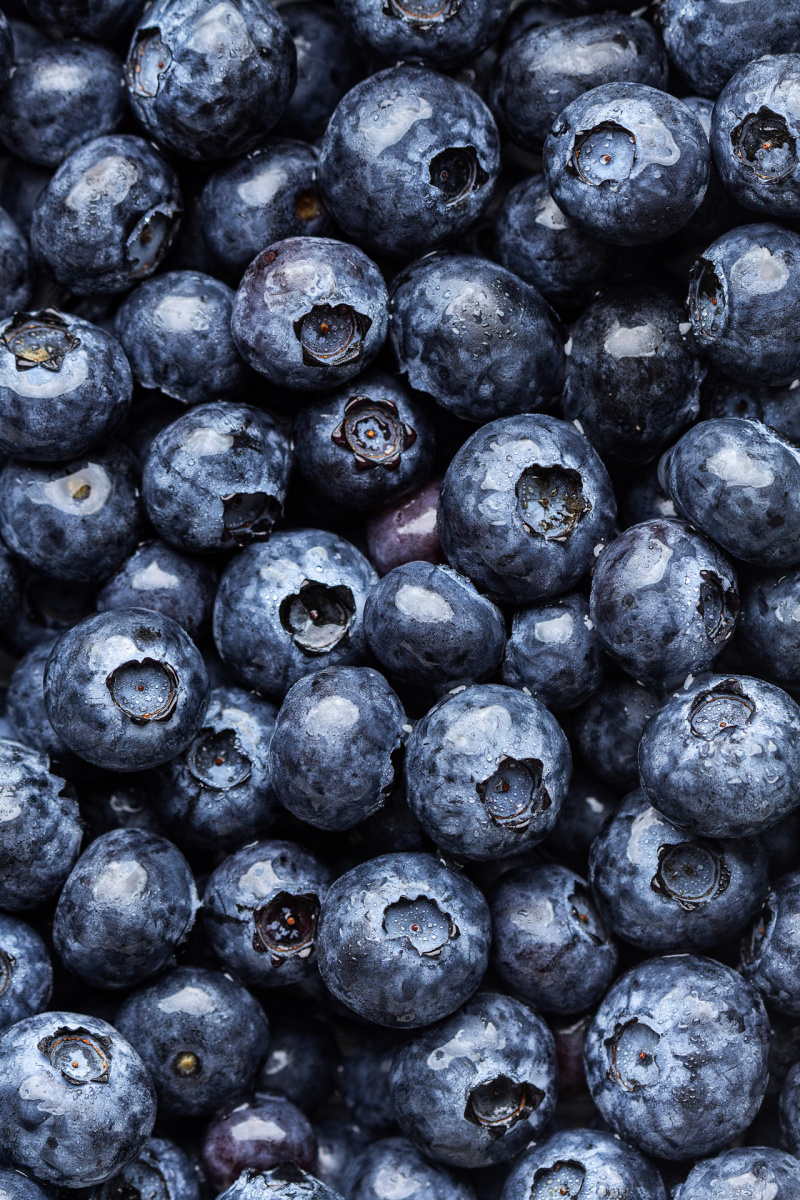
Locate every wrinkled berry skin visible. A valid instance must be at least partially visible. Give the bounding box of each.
[203,839,333,988]
[405,683,571,860]
[82,1137,201,1200]
[490,14,668,149]
[0,310,132,462]
[0,1169,53,1200]
[438,414,616,605]
[153,686,278,850]
[213,529,376,700]
[217,1167,344,1200]
[490,864,617,1013]
[96,540,217,644]
[44,608,210,772]
[319,67,500,258]
[30,135,181,295]
[502,591,604,712]
[0,739,81,911]
[366,481,443,576]
[0,914,52,1033]
[352,1139,474,1200]
[589,788,769,952]
[738,568,800,689]
[391,992,556,1168]
[639,673,800,838]
[203,1094,316,1190]
[232,237,388,392]
[6,637,75,762]
[142,402,292,554]
[780,1063,800,1157]
[502,1127,667,1200]
[389,254,564,423]
[336,0,508,69]
[661,417,800,567]
[0,1010,157,1188]
[584,954,770,1160]
[317,852,490,1028]
[53,829,198,990]
[115,272,247,407]
[125,0,296,161]
[676,1147,800,1200]
[0,208,31,317]
[115,966,270,1117]
[741,871,800,1015]
[687,223,800,385]
[590,518,739,690]
[278,4,361,142]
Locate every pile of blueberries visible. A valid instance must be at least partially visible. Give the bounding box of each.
[5,0,800,1197]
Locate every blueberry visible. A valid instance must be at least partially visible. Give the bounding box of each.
[0,738,81,911]
[203,1094,317,1190]
[501,591,604,712]
[0,11,11,86]
[316,851,490,1028]
[584,954,770,1159]
[313,1120,371,1199]
[674,1147,800,1200]
[544,83,709,245]
[125,0,296,160]
[232,237,388,391]
[741,871,800,1015]
[0,208,31,317]
[258,1009,339,1113]
[0,1170,53,1200]
[702,373,800,443]
[5,636,74,762]
[336,0,508,68]
[438,414,616,605]
[544,767,620,870]
[0,913,52,1033]
[589,518,739,690]
[22,0,144,42]
[638,673,800,837]
[30,135,181,295]
[339,1035,400,1137]
[142,402,292,553]
[216,1166,344,1200]
[0,542,21,629]
[44,607,210,772]
[213,529,376,700]
[781,1062,800,1156]
[203,839,333,987]
[0,1011,156,1187]
[388,253,564,423]
[365,481,443,577]
[738,568,800,689]
[277,4,362,142]
[501,1127,667,1200]
[351,1139,474,1200]
[619,464,677,527]
[82,1137,201,1200]
[96,540,217,644]
[115,271,247,406]
[6,572,98,655]
[115,966,270,1117]
[589,787,769,951]
[79,775,163,841]
[0,159,50,240]
[406,683,571,860]
[490,865,617,1013]
[318,66,500,258]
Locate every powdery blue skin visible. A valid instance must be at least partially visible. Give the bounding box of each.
[319,66,500,258]
[0,913,52,1033]
[30,135,181,296]
[490,14,668,149]
[203,838,333,987]
[544,83,710,245]
[269,667,406,831]
[490,864,617,1013]
[153,685,278,850]
[589,788,769,952]
[738,568,800,689]
[501,591,604,712]
[675,1147,800,1200]
[389,253,564,423]
[741,871,800,1015]
[704,374,800,443]
[336,0,508,68]
[115,966,270,1117]
[562,286,704,464]
[351,1139,474,1200]
[545,769,620,870]
[53,828,198,990]
[83,1137,201,1200]
[213,528,377,700]
[501,1127,667,1200]
[142,402,292,554]
[317,851,490,1028]
[661,417,800,567]
[115,272,247,407]
[781,1063,800,1156]
[258,1011,338,1111]
[5,636,74,762]
[0,738,81,910]
[406,683,571,860]
[216,1167,344,1200]
[365,562,506,694]
[687,223,800,385]
[200,142,330,277]
[314,1120,371,1199]
[0,41,126,168]
[278,4,361,142]
[340,1035,399,1135]
[0,1010,157,1188]
[232,237,388,392]
[44,608,210,772]
[96,540,217,644]
[0,309,132,462]
[125,0,296,160]
[0,208,31,318]
[438,414,617,605]
[584,954,770,1160]
[638,673,800,838]
[0,1169,53,1200]
[589,518,739,691]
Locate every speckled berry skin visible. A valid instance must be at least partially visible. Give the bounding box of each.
[317,852,491,1028]
[741,871,800,1015]
[217,1167,344,1200]
[438,414,616,605]
[82,1137,201,1200]
[391,992,556,1168]
[44,608,210,772]
[319,67,500,258]
[675,1146,800,1200]
[584,954,770,1160]
[501,591,604,712]
[0,1010,157,1188]
[638,673,800,838]
[203,839,333,988]
[0,1169,54,1200]
[589,788,769,952]
[96,540,218,644]
[352,1139,474,1200]
[502,1127,667,1200]
[6,636,75,762]
[336,0,508,69]
[738,568,800,689]
[0,914,52,1033]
